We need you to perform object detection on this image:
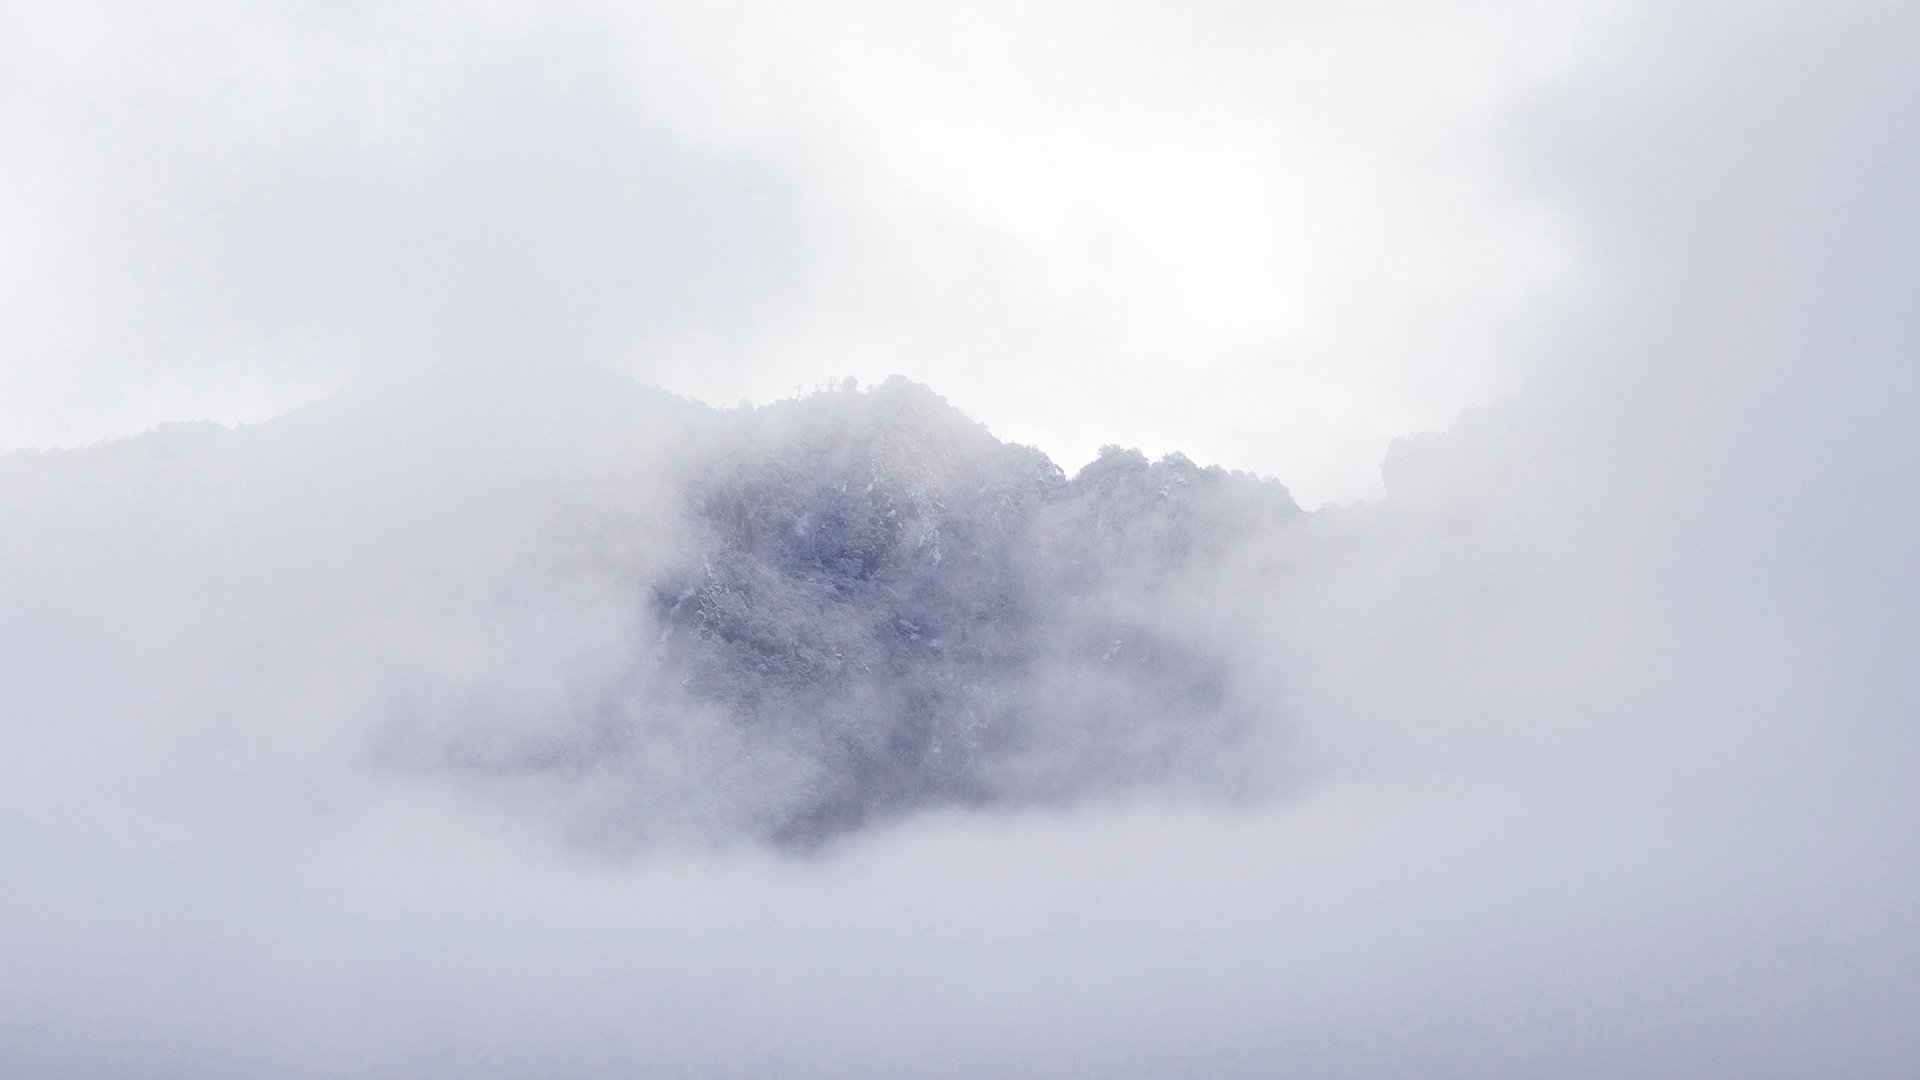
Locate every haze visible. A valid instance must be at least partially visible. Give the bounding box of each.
[2,0,1916,1077]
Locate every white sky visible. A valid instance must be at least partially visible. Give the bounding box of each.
[1,0,1632,505]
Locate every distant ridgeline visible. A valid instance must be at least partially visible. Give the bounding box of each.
[640,379,1302,846]
[0,372,1303,851]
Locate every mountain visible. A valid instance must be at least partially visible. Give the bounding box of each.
[0,369,1303,849]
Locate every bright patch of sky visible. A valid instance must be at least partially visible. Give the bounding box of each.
[1,0,1631,504]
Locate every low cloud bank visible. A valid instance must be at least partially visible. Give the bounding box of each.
[2,335,1915,1075]
[3,2,1919,1075]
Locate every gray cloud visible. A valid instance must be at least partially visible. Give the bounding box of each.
[3,0,1919,1077]
[0,2,802,443]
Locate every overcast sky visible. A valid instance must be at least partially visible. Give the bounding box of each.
[3,0,1918,1077]
[3,0,1640,506]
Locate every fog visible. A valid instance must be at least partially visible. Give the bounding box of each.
[4,0,1919,1076]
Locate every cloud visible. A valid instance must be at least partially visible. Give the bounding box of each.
[2,0,1618,503]
[0,1,802,448]
[2,0,1919,1076]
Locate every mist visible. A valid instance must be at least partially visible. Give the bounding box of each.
[4,0,1919,1076]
